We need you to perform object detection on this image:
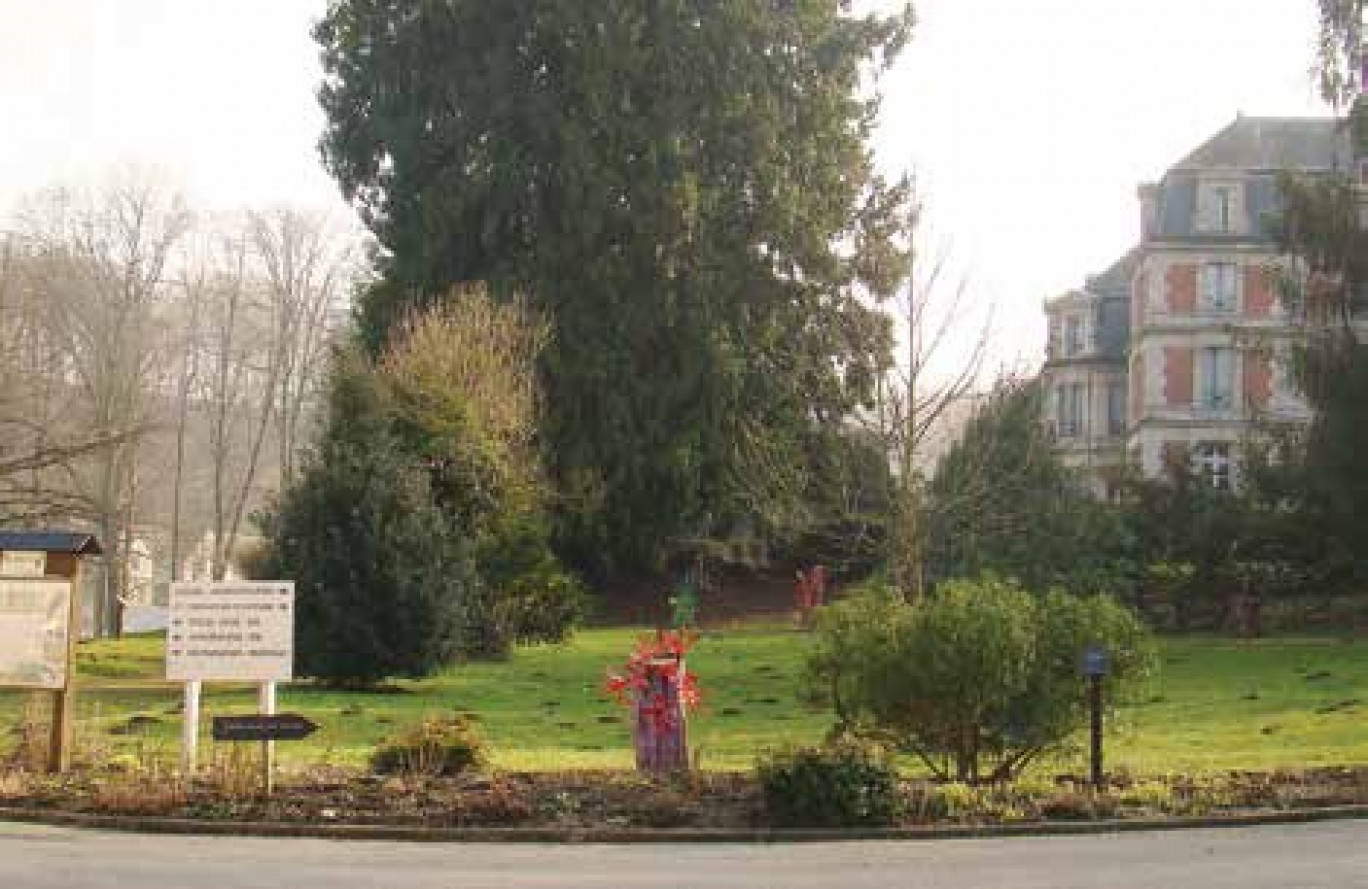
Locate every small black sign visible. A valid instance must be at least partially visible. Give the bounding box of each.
[212,713,319,742]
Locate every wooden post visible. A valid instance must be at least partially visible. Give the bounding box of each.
[181,680,201,776]
[48,561,81,773]
[259,681,276,796]
[634,656,687,777]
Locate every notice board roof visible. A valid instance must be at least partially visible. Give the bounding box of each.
[0,531,102,556]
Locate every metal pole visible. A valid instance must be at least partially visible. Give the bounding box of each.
[1090,674,1104,790]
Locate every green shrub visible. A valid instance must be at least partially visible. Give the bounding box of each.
[923,782,977,819]
[802,575,1156,782]
[370,714,487,777]
[756,743,899,828]
[259,356,480,686]
[466,515,588,658]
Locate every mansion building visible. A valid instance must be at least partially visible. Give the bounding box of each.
[1042,115,1355,497]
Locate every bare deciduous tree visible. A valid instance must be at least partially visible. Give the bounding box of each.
[871,193,992,600]
[3,174,359,628]
[14,173,191,635]
[248,207,355,491]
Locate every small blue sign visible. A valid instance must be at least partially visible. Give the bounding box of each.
[1080,644,1109,677]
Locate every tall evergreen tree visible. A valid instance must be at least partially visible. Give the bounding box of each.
[313,1,915,577]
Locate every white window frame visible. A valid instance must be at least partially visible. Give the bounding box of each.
[1193,441,1233,491]
[1055,382,1084,437]
[1198,347,1235,411]
[1196,180,1242,234]
[1199,262,1238,313]
[1063,316,1082,357]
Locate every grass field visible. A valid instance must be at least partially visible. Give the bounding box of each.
[4,628,1368,775]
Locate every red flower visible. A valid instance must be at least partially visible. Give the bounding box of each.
[601,631,704,722]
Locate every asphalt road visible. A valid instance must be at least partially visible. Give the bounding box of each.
[4,820,1368,888]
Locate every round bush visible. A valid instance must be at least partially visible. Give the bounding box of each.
[370,715,487,777]
[756,743,899,828]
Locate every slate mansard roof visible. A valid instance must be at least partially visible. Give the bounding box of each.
[1153,116,1347,244]
[1174,116,1350,173]
[1049,119,1343,361]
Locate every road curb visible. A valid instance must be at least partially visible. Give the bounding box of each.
[3,803,1368,844]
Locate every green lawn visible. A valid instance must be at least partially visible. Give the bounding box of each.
[4,629,1368,775]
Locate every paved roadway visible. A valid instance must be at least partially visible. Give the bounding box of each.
[4,820,1368,888]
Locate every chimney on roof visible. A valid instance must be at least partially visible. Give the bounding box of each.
[1137,183,1159,241]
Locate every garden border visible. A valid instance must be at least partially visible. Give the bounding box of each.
[3,803,1368,844]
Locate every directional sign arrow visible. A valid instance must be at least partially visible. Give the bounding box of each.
[211,713,319,742]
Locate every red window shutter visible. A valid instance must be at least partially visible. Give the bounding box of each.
[1163,347,1193,406]
[1166,264,1197,314]
[1243,265,1276,317]
[1243,351,1272,410]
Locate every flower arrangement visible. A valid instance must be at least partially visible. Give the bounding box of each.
[603,630,702,734]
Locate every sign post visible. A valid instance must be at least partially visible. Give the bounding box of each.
[259,681,276,796]
[1080,643,1109,791]
[49,560,82,773]
[167,581,295,790]
[181,679,201,777]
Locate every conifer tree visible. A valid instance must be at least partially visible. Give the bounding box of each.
[313,1,916,576]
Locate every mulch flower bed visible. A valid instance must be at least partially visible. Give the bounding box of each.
[5,766,1368,829]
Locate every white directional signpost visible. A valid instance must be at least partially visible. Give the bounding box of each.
[167,581,295,791]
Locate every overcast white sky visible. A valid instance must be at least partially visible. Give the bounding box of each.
[0,0,1331,366]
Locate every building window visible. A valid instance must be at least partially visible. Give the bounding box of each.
[1064,316,1082,356]
[1199,262,1238,312]
[1193,441,1233,491]
[1197,182,1237,233]
[1198,347,1235,410]
[1056,382,1084,437]
[1106,382,1127,436]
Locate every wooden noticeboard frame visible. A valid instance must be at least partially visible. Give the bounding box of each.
[0,532,101,773]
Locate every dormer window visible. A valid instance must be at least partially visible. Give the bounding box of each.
[1064,316,1082,356]
[1196,180,1243,234]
